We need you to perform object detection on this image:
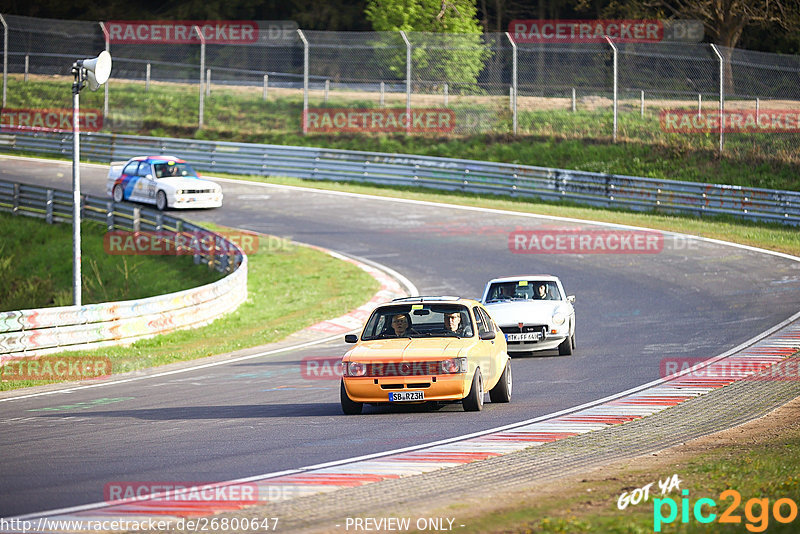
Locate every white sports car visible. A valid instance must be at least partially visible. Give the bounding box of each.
[481,275,576,355]
[107,156,223,210]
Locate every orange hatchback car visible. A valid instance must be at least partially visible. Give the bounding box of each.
[340,297,512,414]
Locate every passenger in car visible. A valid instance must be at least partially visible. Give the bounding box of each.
[385,314,415,337]
[535,283,550,300]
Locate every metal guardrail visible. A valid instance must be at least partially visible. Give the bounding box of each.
[2,131,800,225]
[0,178,248,358]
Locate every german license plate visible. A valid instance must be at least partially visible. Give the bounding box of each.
[506,332,541,342]
[388,391,424,402]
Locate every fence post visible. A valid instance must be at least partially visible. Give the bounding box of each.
[24,55,29,82]
[99,22,110,122]
[206,68,211,97]
[400,30,411,134]
[263,74,268,100]
[710,44,724,153]
[640,90,644,118]
[324,79,329,103]
[297,29,309,135]
[698,93,702,117]
[756,97,760,116]
[380,81,384,107]
[505,31,517,135]
[146,63,150,91]
[572,87,576,112]
[443,82,448,107]
[133,207,141,233]
[1,15,7,108]
[604,35,618,142]
[46,189,54,224]
[193,25,206,129]
[106,201,114,231]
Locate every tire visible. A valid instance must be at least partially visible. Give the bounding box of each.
[571,332,576,349]
[112,184,124,203]
[489,359,512,403]
[558,335,573,356]
[340,380,362,415]
[156,190,168,211]
[462,368,484,412]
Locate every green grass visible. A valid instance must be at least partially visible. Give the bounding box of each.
[0,211,223,311]
[7,75,800,192]
[443,411,800,533]
[0,217,379,391]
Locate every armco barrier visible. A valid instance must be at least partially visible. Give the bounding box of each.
[0,179,247,360]
[2,131,799,225]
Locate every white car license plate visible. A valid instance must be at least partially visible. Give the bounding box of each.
[506,332,541,342]
[389,391,424,402]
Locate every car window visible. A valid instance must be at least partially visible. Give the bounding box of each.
[478,308,496,332]
[153,162,193,179]
[122,162,138,175]
[472,307,490,336]
[486,280,562,301]
[362,304,474,340]
[136,163,151,177]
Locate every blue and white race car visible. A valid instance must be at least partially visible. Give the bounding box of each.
[107,156,223,210]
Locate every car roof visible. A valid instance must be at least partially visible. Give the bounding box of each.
[134,155,186,163]
[486,275,561,283]
[388,296,481,306]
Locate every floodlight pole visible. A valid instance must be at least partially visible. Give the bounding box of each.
[71,62,84,306]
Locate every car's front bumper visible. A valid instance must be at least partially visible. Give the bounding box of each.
[505,335,566,353]
[342,373,471,403]
[171,194,223,209]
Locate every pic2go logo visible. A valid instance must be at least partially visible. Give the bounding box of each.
[654,489,798,532]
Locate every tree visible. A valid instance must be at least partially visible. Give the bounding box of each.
[365,0,491,91]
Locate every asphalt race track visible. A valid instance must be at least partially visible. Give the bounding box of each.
[2,156,800,517]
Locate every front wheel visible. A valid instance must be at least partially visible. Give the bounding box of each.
[462,369,484,412]
[156,190,168,211]
[558,325,573,356]
[340,380,362,415]
[489,360,512,403]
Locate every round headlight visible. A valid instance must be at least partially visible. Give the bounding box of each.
[347,362,367,377]
[552,311,566,325]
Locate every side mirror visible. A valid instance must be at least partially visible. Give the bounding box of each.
[344,334,358,343]
[567,295,576,304]
[145,174,153,179]
[479,330,496,341]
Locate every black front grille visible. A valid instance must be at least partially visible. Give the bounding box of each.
[501,324,548,345]
[500,325,548,334]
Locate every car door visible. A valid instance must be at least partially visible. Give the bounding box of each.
[472,306,495,384]
[138,162,157,203]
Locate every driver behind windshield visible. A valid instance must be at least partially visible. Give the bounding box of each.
[383,313,416,337]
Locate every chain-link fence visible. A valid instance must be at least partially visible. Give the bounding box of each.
[2,13,800,158]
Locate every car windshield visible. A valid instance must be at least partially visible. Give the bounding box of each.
[361,304,474,340]
[485,281,562,302]
[153,162,195,179]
